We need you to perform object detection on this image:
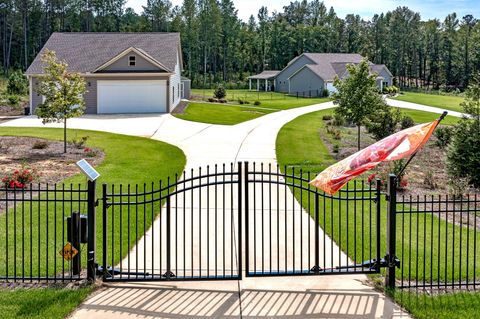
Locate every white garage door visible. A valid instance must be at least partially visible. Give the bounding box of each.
[97,80,167,114]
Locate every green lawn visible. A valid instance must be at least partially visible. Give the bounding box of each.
[276,110,478,286]
[191,89,330,110]
[391,291,480,319]
[0,287,93,319]
[392,92,464,113]
[174,102,277,125]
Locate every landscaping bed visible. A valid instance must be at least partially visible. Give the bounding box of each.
[0,136,104,214]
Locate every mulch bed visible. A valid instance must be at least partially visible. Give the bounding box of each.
[0,136,104,214]
[0,103,25,116]
[171,100,189,114]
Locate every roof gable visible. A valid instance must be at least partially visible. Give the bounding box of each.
[94,47,170,73]
[26,32,181,75]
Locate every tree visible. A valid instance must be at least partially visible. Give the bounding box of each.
[447,73,480,187]
[332,59,386,150]
[35,49,87,153]
[364,104,401,140]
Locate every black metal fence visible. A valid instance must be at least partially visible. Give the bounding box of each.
[1,164,479,292]
[245,163,382,277]
[385,174,480,290]
[0,182,96,282]
[101,164,242,281]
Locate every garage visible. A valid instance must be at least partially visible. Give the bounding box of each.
[97,80,167,114]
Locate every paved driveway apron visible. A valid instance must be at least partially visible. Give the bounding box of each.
[0,101,425,318]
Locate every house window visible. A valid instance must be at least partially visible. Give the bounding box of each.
[383,81,389,87]
[129,56,136,66]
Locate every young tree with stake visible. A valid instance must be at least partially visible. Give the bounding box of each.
[35,50,87,153]
[332,59,386,150]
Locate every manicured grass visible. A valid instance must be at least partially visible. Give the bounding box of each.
[391,291,480,319]
[175,102,277,125]
[276,110,479,283]
[393,92,464,113]
[0,287,92,319]
[0,127,186,278]
[399,108,460,125]
[191,89,331,110]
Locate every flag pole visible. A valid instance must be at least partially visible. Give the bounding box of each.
[395,111,448,180]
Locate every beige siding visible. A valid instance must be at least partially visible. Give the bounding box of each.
[102,53,163,72]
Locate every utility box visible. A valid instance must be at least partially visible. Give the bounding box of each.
[67,213,88,244]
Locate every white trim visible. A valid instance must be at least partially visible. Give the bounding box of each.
[93,47,172,73]
[128,55,136,66]
[28,76,33,115]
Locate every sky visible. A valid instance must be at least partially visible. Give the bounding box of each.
[125,0,480,21]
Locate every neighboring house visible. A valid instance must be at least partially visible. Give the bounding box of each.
[26,32,190,115]
[249,53,393,96]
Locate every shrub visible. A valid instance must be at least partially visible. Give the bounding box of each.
[254,101,261,106]
[2,164,39,188]
[400,115,415,130]
[423,171,437,190]
[333,144,339,153]
[322,89,329,97]
[7,95,20,106]
[322,114,333,121]
[71,136,89,149]
[213,86,226,99]
[447,177,470,199]
[218,99,227,103]
[243,100,250,105]
[434,126,453,149]
[391,159,407,189]
[238,99,244,105]
[365,105,401,140]
[83,147,97,157]
[332,113,345,126]
[207,97,219,103]
[32,140,49,150]
[7,70,28,95]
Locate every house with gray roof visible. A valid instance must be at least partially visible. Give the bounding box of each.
[26,32,189,114]
[249,53,392,97]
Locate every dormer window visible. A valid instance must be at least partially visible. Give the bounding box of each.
[129,55,136,66]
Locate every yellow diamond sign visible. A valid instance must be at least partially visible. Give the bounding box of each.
[59,242,78,261]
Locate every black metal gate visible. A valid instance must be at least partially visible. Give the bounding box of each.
[101,162,381,282]
[102,164,242,281]
[245,163,382,277]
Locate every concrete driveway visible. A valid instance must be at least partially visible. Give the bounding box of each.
[0,101,441,318]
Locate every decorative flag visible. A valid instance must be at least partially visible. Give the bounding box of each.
[310,116,444,195]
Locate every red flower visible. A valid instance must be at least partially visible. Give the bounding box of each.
[400,178,408,188]
[367,174,377,183]
[84,147,92,153]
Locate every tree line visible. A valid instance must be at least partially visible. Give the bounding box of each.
[1,0,480,90]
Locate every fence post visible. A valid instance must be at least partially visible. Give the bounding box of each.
[237,162,243,279]
[164,196,174,279]
[87,180,96,281]
[102,183,108,280]
[244,162,250,276]
[386,174,397,289]
[311,192,321,273]
[375,179,382,272]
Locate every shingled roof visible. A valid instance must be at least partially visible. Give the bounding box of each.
[288,53,389,81]
[26,32,181,75]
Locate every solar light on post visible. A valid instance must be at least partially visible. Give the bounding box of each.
[75,159,100,281]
